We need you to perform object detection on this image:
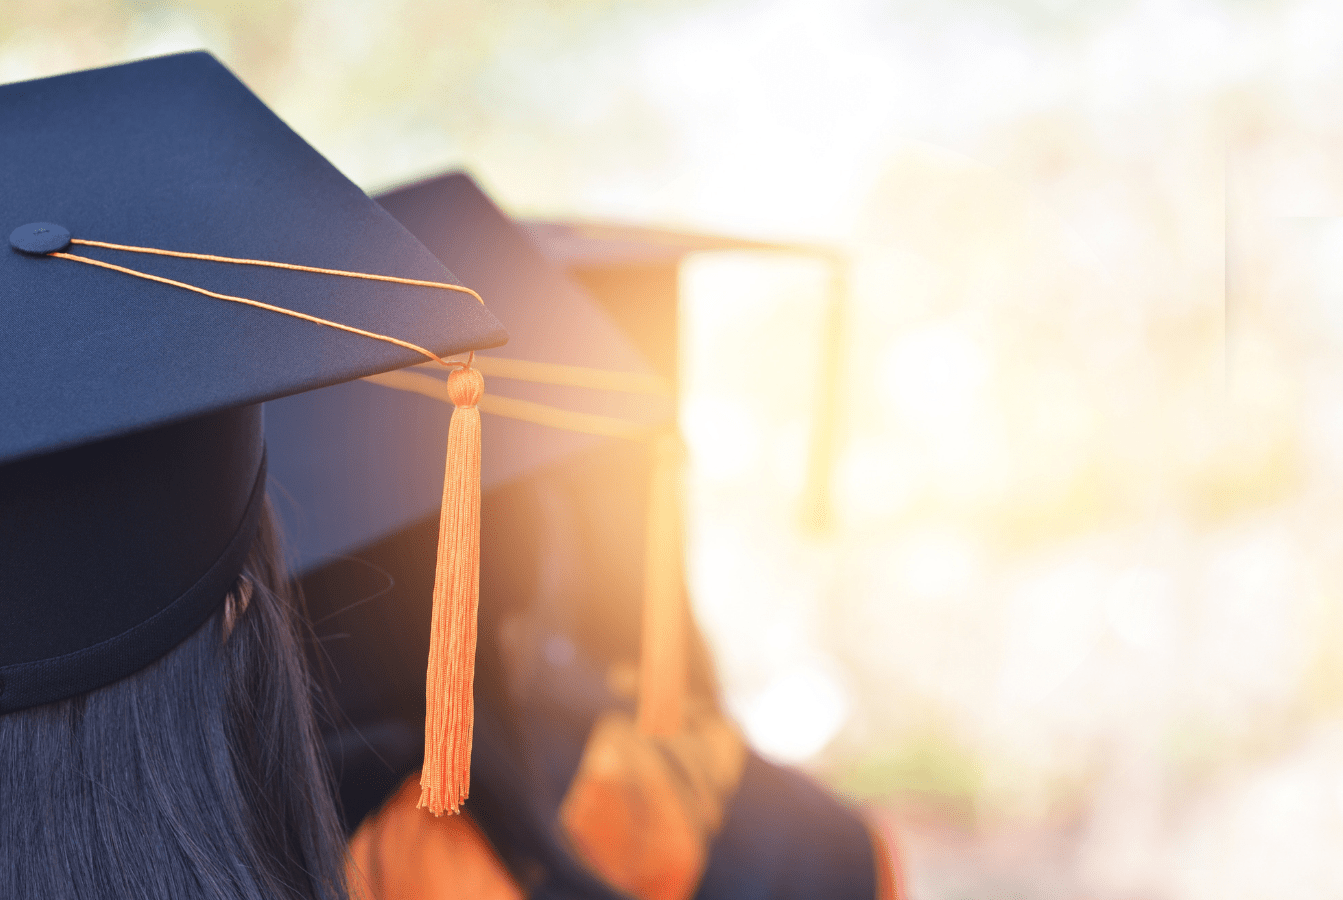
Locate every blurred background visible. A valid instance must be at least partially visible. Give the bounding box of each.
[6,1,1343,896]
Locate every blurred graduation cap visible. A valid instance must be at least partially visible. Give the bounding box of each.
[522,219,848,532]
[512,223,893,900]
[519,220,796,382]
[0,50,505,741]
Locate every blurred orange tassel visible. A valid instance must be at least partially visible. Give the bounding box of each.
[637,431,687,737]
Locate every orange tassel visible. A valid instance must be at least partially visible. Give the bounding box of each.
[418,364,484,816]
[636,430,687,736]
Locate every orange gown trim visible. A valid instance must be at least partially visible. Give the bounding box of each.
[346,777,522,900]
[348,762,909,900]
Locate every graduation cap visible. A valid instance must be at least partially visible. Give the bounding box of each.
[514,223,894,900]
[0,53,506,815]
[519,220,793,381]
[522,219,847,531]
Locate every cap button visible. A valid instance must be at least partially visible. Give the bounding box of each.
[9,222,71,255]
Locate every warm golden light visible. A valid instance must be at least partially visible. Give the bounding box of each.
[11,1,1343,895]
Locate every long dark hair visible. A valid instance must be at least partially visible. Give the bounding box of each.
[0,502,349,900]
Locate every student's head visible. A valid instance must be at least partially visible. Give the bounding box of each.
[0,500,349,900]
[0,53,506,900]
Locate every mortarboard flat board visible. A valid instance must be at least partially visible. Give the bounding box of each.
[0,54,505,715]
[524,218,846,532]
[520,219,833,381]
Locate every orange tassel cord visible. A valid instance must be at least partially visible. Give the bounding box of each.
[419,364,485,816]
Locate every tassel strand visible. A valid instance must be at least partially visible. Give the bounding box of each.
[418,364,484,815]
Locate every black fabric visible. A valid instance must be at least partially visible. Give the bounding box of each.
[694,752,876,900]
[302,479,585,830]
[468,690,630,900]
[0,406,265,711]
[302,516,440,780]
[0,54,505,467]
[301,501,628,900]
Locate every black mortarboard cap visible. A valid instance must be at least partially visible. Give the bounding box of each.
[0,54,505,715]
[526,219,845,532]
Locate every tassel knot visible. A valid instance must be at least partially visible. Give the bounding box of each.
[447,365,484,408]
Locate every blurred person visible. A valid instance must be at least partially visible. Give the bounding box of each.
[271,172,905,900]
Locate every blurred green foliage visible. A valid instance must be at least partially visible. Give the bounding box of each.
[835,732,983,813]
